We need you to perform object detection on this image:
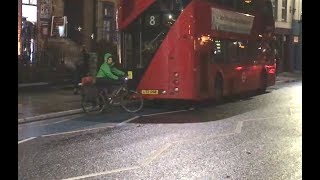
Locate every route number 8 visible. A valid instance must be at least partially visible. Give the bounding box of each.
[150,16,156,26]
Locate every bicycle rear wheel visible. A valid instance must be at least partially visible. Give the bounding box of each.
[120,90,144,113]
[81,92,106,114]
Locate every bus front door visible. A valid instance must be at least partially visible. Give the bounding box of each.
[121,31,145,90]
[199,52,209,98]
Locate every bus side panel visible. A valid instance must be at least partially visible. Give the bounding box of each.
[193,50,208,99]
[193,2,238,99]
[208,62,219,98]
[193,2,211,99]
[167,3,196,100]
[136,33,196,100]
[136,42,170,99]
[170,37,196,99]
[137,3,197,100]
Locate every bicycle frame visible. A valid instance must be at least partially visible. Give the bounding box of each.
[99,78,129,105]
[80,76,143,113]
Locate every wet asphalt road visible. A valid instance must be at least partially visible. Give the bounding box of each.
[18,81,302,180]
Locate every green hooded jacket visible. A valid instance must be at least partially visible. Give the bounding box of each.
[96,53,125,80]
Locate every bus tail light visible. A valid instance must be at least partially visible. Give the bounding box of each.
[265,65,276,74]
[174,72,179,78]
[173,80,179,85]
[268,69,275,74]
[161,90,167,94]
[174,87,179,92]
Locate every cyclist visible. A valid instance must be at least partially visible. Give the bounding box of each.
[96,53,126,96]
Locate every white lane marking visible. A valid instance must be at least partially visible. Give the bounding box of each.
[242,115,288,122]
[116,116,140,126]
[234,116,289,134]
[289,107,292,116]
[63,143,173,179]
[141,143,173,166]
[18,109,83,124]
[62,166,140,180]
[41,118,77,126]
[142,109,189,117]
[35,116,80,127]
[41,126,114,137]
[38,110,189,138]
[18,137,36,144]
[176,132,237,145]
[235,121,243,134]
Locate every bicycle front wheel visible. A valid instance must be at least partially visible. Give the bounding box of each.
[120,90,144,113]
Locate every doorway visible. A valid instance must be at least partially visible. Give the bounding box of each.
[64,0,84,44]
[21,0,38,64]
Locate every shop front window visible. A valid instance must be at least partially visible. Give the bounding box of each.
[102,2,116,42]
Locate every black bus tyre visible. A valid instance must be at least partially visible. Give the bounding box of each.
[214,76,223,103]
[258,71,268,93]
[81,93,106,114]
[120,90,144,113]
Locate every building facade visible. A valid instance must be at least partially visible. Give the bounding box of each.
[18,0,120,83]
[271,0,302,73]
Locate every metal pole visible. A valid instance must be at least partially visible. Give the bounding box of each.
[116,7,122,65]
[139,17,142,68]
[118,32,122,65]
[139,31,142,68]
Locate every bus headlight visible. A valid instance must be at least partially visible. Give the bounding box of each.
[174,87,179,92]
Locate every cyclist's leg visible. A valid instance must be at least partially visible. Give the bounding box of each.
[96,78,113,96]
[109,79,124,95]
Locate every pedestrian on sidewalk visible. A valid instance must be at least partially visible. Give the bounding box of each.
[73,45,90,95]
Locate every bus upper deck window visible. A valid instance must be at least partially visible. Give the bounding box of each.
[212,40,225,63]
[181,0,192,8]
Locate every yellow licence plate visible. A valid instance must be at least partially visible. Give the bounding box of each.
[127,71,133,79]
[141,90,158,95]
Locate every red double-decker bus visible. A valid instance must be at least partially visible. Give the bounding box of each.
[117,0,276,101]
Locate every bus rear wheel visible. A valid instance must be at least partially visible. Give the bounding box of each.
[258,71,268,93]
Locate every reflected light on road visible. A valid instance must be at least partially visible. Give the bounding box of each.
[291,85,302,105]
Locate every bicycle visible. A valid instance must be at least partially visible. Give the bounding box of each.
[79,76,144,114]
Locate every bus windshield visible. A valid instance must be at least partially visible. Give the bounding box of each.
[122,0,192,70]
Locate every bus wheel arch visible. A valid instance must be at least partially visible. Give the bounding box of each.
[214,72,224,102]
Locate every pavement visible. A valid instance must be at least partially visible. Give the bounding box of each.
[276,71,302,83]
[18,82,81,123]
[18,71,302,124]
